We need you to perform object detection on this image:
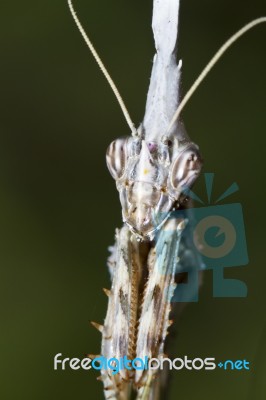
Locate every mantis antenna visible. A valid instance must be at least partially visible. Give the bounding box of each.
[166,17,266,136]
[67,0,137,136]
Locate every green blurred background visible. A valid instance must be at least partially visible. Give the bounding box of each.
[0,0,266,399]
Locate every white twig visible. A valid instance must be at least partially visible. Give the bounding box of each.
[143,0,183,141]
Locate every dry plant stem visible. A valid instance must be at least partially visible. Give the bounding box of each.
[142,0,183,142]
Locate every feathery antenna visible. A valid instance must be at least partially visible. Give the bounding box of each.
[67,0,137,135]
[166,17,266,135]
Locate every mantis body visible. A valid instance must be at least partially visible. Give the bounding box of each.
[67,1,266,398]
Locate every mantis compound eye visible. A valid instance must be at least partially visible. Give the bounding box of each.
[106,138,128,179]
[170,145,202,192]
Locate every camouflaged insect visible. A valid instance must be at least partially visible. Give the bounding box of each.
[100,1,202,398]
[68,0,203,398]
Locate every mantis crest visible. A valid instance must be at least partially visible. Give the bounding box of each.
[67,0,266,398]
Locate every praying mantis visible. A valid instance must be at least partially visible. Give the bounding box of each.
[67,0,266,399]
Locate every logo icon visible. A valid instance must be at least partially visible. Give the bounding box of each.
[154,173,249,302]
